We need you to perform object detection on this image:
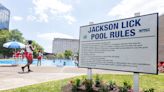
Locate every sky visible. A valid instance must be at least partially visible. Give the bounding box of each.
[0,0,164,52]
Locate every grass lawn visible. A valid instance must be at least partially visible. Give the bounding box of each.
[1,74,164,92]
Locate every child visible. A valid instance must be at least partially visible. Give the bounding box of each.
[20,49,25,60]
[37,50,43,66]
[16,51,20,59]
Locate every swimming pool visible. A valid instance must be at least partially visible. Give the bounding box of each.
[0,59,76,66]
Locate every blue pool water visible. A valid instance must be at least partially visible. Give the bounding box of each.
[0,59,76,66]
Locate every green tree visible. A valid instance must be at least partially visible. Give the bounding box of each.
[31,41,44,58]
[56,53,64,59]
[9,29,26,57]
[0,30,11,58]
[0,29,44,58]
[9,29,25,42]
[0,29,26,58]
[64,50,73,59]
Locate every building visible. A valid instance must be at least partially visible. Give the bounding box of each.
[52,38,79,54]
[0,4,10,30]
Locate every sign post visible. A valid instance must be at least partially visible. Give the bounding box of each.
[134,72,139,92]
[87,68,92,80]
[87,22,94,80]
[133,12,140,92]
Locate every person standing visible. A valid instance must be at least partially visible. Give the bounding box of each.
[16,51,20,59]
[37,50,43,66]
[20,49,25,60]
[21,40,34,72]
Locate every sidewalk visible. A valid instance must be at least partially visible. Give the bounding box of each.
[0,65,130,90]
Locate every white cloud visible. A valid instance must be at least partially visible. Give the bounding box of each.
[37,32,74,40]
[108,0,164,18]
[75,0,81,4]
[26,15,36,21]
[0,0,6,3]
[29,0,76,24]
[64,15,76,24]
[12,16,23,21]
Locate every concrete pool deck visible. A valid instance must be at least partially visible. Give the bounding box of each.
[0,65,131,91]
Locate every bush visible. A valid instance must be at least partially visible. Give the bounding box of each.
[95,74,102,87]
[75,78,81,87]
[143,88,155,92]
[83,79,93,92]
[99,84,108,92]
[108,80,117,91]
[119,81,132,92]
[63,76,154,92]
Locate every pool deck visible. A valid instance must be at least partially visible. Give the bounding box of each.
[0,65,131,91]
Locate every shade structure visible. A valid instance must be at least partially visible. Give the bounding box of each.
[3,41,25,49]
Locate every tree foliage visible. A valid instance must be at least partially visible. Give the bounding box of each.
[0,29,25,57]
[56,53,64,59]
[0,30,11,57]
[9,29,25,43]
[0,29,44,58]
[64,50,73,59]
[31,41,44,58]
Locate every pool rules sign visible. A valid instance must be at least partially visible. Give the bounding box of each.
[79,13,158,74]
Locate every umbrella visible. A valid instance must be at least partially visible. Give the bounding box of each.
[3,41,25,65]
[3,41,25,49]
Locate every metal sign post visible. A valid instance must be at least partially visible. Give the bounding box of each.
[87,68,92,80]
[133,72,139,92]
[133,12,140,92]
[87,22,94,80]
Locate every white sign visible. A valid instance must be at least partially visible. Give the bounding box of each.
[79,13,158,74]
